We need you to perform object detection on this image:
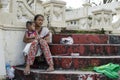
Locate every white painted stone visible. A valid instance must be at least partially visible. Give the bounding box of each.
[43,0,66,29]
[66,2,120,31]
[112,6,120,33]
[4,29,25,65]
[91,9,113,31]
[0,29,6,76]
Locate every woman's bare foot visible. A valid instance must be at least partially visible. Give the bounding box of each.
[46,65,54,72]
[24,64,30,75]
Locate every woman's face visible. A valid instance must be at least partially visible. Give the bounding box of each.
[35,16,44,27]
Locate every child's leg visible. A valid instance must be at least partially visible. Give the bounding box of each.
[23,43,32,56]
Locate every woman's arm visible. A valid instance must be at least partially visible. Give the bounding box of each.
[23,32,35,43]
[43,33,51,43]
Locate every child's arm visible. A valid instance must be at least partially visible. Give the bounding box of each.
[23,32,35,43]
[26,32,36,39]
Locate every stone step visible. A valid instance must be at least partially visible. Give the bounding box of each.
[52,34,120,44]
[53,56,120,70]
[50,44,120,56]
[15,67,110,80]
[52,34,108,44]
[20,56,120,70]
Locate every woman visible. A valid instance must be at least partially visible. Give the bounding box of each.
[23,14,54,75]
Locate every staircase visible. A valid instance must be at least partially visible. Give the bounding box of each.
[15,34,120,80]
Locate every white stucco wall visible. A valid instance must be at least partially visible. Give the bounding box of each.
[0,24,26,77]
[4,29,25,66]
[0,29,6,76]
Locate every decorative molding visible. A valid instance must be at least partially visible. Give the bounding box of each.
[0,24,25,31]
[17,0,35,15]
[16,0,35,21]
[44,7,50,15]
[43,0,66,5]
[91,9,113,30]
[53,7,62,17]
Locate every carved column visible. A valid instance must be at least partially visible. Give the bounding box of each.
[91,9,113,31]
[82,2,91,17]
[43,0,66,31]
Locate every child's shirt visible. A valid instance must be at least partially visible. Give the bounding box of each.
[27,30,37,38]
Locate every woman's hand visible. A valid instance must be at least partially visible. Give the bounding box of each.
[37,37,42,42]
[44,35,51,43]
[35,35,39,40]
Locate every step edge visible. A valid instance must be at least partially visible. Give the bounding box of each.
[52,56,120,58]
[50,44,120,46]
[15,67,100,74]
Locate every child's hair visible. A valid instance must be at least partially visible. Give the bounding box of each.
[26,21,34,27]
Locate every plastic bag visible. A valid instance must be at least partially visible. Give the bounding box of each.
[60,36,74,44]
[6,63,15,79]
[94,63,120,79]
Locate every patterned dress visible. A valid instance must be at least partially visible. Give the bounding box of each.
[26,27,54,66]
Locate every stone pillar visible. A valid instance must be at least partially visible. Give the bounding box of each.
[111,6,120,34]
[43,0,66,32]
[91,9,113,31]
[82,2,91,17]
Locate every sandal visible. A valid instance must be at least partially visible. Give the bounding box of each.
[24,70,30,75]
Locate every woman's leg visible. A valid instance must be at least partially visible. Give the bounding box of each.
[39,39,54,71]
[24,41,38,75]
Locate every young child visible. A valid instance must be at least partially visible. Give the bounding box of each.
[23,21,38,56]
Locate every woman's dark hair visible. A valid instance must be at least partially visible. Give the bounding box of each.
[34,14,44,21]
[26,21,34,27]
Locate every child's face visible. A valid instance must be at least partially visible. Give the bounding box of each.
[27,23,35,31]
